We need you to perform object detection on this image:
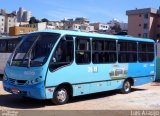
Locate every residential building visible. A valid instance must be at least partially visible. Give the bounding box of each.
[47,21,64,29]
[107,19,128,31]
[0,9,17,35]
[20,22,64,31]
[21,22,47,30]
[5,13,17,34]
[108,19,120,27]
[15,22,29,26]
[126,8,160,40]
[62,17,94,32]
[17,7,32,22]
[0,14,5,34]
[90,22,110,33]
[0,9,6,15]
[74,17,89,24]
[9,26,37,36]
[119,22,128,31]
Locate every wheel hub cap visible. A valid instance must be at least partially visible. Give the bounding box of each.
[124,82,130,92]
[57,89,67,102]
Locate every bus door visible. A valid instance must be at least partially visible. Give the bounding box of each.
[46,35,75,97]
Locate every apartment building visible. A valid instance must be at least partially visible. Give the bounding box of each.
[0,14,5,34]
[126,8,160,40]
[47,21,64,29]
[5,13,17,34]
[62,17,94,32]
[17,7,32,22]
[21,22,47,30]
[0,9,17,35]
[90,22,110,33]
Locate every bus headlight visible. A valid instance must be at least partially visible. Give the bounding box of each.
[29,77,42,85]
[3,73,8,81]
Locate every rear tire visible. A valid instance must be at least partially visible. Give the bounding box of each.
[121,80,131,94]
[52,87,69,105]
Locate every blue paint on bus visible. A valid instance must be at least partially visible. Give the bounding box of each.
[3,30,156,103]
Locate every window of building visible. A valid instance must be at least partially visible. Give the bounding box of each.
[19,29,24,33]
[1,28,3,31]
[144,14,148,19]
[144,23,148,29]
[76,37,91,64]
[139,14,142,17]
[92,39,117,64]
[2,19,3,21]
[118,40,137,63]
[139,24,141,27]
[143,33,148,38]
[138,42,154,62]
[138,33,141,37]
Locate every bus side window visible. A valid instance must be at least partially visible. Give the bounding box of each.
[92,39,117,64]
[76,37,91,64]
[118,40,137,63]
[0,40,7,52]
[7,39,19,53]
[49,35,74,71]
[138,42,154,62]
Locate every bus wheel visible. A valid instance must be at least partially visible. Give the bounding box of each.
[52,87,69,105]
[121,80,131,94]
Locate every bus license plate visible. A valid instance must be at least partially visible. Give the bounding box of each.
[11,88,19,94]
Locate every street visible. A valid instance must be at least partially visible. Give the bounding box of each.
[0,77,160,110]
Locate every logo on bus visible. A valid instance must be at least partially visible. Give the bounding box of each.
[24,71,35,75]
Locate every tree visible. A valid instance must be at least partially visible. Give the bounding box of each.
[29,17,40,24]
[41,18,49,22]
[111,23,122,33]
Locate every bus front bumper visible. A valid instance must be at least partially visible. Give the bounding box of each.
[3,80,46,100]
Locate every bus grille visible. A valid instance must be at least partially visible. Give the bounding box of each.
[8,78,27,85]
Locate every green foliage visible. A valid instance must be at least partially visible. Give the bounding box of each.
[29,17,40,24]
[41,18,49,22]
[111,23,122,33]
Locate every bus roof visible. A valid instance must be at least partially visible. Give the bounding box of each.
[34,30,155,43]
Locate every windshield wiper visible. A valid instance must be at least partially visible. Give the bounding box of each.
[22,35,41,68]
[9,38,25,66]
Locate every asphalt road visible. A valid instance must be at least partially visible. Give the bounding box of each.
[1,77,160,110]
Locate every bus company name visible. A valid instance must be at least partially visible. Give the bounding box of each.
[24,71,35,75]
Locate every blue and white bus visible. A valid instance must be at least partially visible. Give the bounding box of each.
[3,30,156,105]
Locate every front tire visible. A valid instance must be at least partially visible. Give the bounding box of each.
[121,80,131,94]
[52,87,69,105]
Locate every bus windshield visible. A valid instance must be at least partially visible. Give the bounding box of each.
[11,32,60,67]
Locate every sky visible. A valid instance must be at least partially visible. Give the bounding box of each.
[0,0,159,23]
